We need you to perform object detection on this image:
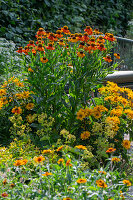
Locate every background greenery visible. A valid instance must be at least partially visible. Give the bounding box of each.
[0,0,132,45]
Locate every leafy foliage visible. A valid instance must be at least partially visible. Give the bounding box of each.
[0,0,132,45]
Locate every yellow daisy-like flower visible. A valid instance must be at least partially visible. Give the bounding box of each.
[0,89,6,96]
[14,160,24,166]
[76,178,87,184]
[111,157,120,162]
[42,172,52,176]
[96,179,107,188]
[26,103,34,110]
[122,140,131,150]
[42,149,52,154]
[33,156,45,163]
[80,131,90,140]
[63,198,73,200]
[123,180,131,186]
[75,145,87,150]
[76,108,86,120]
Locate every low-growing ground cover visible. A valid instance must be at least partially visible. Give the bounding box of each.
[0,26,132,199]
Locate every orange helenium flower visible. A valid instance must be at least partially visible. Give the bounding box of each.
[11,106,22,115]
[77,178,87,184]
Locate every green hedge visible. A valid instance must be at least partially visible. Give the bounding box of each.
[0,0,132,45]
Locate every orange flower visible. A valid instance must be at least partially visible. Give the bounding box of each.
[45,43,55,50]
[27,40,35,47]
[103,55,112,62]
[123,180,131,186]
[61,26,71,34]
[33,156,45,163]
[40,57,48,63]
[57,158,64,164]
[63,198,72,200]
[16,47,23,53]
[11,106,22,115]
[96,179,107,188]
[36,28,46,37]
[36,43,45,51]
[56,30,63,38]
[104,33,116,42]
[26,103,34,110]
[42,172,52,176]
[84,26,93,35]
[106,147,116,153]
[114,53,120,59]
[88,42,97,51]
[98,171,107,175]
[77,178,87,184]
[28,67,34,72]
[14,160,24,166]
[112,157,120,162]
[66,159,72,167]
[97,43,106,51]
[57,146,63,151]
[83,32,89,42]
[77,51,85,58]
[97,36,105,43]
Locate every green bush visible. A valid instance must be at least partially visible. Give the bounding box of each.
[0,0,132,45]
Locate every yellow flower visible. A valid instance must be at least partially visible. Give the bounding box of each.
[42,172,52,176]
[63,198,73,200]
[57,158,64,164]
[112,157,120,162]
[80,131,90,140]
[33,156,45,163]
[77,178,87,184]
[0,89,6,96]
[76,108,86,120]
[14,160,24,166]
[123,180,131,186]
[42,149,52,154]
[75,145,87,150]
[26,103,34,110]
[122,140,131,149]
[96,179,107,188]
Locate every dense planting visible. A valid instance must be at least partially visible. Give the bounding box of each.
[0,26,132,199]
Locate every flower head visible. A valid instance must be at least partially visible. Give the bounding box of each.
[11,106,22,115]
[96,179,107,188]
[42,172,52,176]
[77,178,87,184]
[106,147,116,153]
[75,145,87,150]
[33,156,45,163]
[122,140,131,150]
[80,131,90,140]
[123,180,131,186]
